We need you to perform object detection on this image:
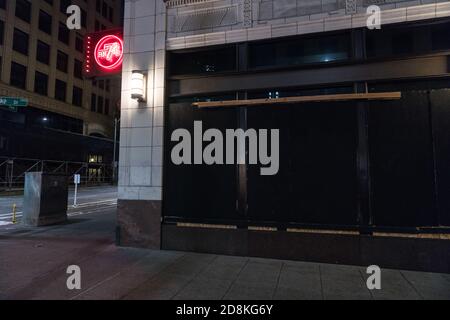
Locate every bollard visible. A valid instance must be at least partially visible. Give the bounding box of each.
[12,204,17,224]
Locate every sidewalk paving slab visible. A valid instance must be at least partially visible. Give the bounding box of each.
[1,207,450,300]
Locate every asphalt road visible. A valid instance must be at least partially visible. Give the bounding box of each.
[0,185,117,223]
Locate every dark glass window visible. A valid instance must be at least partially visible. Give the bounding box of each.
[431,22,450,51]
[34,71,48,96]
[74,59,83,79]
[60,0,70,13]
[0,20,4,45]
[169,46,237,76]
[10,62,27,89]
[367,20,450,58]
[27,109,83,134]
[81,9,87,28]
[56,51,68,72]
[13,28,29,55]
[0,0,6,10]
[97,96,104,114]
[55,79,67,102]
[249,33,351,70]
[367,28,414,58]
[36,41,50,65]
[105,99,110,115]
[75,34,84,53]
[0,135,7,150]
[392,32,414,55]
[72,86,83,107]
[102,2,108,18]
[39,10,52,34]
[15,0,31,23]
[91,94,97,112]
[109,7,114,22]
[58,22,70,44]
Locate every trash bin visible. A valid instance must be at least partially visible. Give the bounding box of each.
[22,172,68,226]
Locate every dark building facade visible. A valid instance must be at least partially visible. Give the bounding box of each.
[0,0,123,180]
[118,0,450,273]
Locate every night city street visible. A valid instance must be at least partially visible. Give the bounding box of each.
[1,0,450,310]
[0,185,117,226]
[1,197,449,300]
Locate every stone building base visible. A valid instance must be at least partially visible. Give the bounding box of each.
[161,225,450,274]
[117,200,162,249]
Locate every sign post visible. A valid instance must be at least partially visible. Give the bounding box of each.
[73,174,81,207]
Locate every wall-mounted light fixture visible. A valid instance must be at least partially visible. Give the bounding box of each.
[131,70,147,102]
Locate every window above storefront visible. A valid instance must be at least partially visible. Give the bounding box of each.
[169,45,237,76]
[248,32,352,70]
[366,19,450,59]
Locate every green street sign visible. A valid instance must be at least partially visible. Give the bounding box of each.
[0,97,28,108]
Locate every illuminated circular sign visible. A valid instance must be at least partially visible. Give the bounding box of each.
[94,35,124,71]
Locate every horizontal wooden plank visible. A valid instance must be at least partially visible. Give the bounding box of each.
[192,92,402,108]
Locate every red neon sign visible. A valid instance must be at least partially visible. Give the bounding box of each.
[84,29,123,78]
[94,35,124,71]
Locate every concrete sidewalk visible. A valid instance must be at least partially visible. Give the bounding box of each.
[0,207,449,300]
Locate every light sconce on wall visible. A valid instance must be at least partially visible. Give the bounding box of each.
[131,70,147,102]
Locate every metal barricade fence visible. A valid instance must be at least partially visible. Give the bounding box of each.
[0,156,114,190]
